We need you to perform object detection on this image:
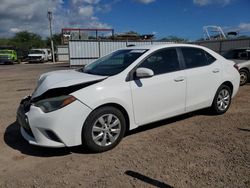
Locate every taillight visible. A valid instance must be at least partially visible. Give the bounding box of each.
[234,63,239,71]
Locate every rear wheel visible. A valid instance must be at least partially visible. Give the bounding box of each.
[82,106,126,152]
[239,69,249,86]
[210,85,232,115]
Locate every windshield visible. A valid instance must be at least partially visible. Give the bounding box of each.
[80,49,147,76]
[29,50,45,54]
[0,50,12,54]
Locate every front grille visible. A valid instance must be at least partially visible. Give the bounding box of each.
[29,56,42,60]
[20,97,31,112]
[17,96,34,138]
[17,110,34,138]
[0,56,9,59]
[22,122,34,138]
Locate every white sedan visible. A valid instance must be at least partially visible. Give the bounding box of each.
[17,44,240,152]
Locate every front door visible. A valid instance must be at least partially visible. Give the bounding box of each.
[130,48,186,125]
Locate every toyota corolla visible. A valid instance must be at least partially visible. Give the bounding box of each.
[17,44,240,152]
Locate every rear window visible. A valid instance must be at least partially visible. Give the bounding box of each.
[181,47,216,69]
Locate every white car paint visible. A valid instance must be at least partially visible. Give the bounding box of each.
[17,44,240,148]
[32,70,107,98]
[21,100,91,147]
[130,70,186,125]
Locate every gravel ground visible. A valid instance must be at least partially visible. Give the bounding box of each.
[0,63,249,188]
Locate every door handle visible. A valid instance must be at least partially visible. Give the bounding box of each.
[212,69,220,73]
[174,77,185,82]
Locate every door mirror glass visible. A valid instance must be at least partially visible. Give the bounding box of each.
[136,67,154,78]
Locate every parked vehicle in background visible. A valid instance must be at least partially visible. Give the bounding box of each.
[28,49,51,63]
[0,49,17,64]
[223,48,250,85]
[47,49,52,61]
[17,44,240,152]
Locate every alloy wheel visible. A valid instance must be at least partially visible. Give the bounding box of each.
[91,114,121,146]
[240,71,248,85]
[217,89,230,111]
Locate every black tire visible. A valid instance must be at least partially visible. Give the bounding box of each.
[210,85,232,115]
[239,69,249,86]
[82,106,126,152]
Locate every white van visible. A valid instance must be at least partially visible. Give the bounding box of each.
[28,49,52,63]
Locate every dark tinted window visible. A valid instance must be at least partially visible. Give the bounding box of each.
[205,52,216,64]
[139,48,180,75]
[223,49,250,60]
[182,47,209,68]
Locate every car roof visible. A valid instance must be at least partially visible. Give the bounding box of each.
[125,43,224,60]
[126,43,206,51]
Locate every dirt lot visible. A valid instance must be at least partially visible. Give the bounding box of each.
[0,63,249,188]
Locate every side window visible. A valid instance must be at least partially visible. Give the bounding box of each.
[182,47,209,69]
[205,52,216,64]
[139,48,180,75]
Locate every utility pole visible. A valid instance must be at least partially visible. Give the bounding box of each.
[47,11,55,63]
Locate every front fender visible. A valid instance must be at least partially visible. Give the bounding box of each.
[71,81,138,130]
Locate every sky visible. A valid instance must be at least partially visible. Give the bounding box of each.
[0,0,250,40]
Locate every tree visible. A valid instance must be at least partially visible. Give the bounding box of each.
[125,31,140,36]
[0,38,12,46]
[45,33,62,48]
[236,35,250,39]
[159,35,188,42]
[11,31,46,50]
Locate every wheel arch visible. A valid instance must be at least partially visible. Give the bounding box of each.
[89,103,130,133]
[239,67,250,73]
[221,81,234,94]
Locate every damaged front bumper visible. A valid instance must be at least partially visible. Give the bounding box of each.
[17,95,92,148]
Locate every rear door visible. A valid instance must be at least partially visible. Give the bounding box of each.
[130,48,186,125]
[180,47,222,112]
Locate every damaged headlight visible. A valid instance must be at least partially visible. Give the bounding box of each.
[34,95,76,113]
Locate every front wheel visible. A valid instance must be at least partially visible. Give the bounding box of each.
[82,106,126,152]
[210,85,232,115]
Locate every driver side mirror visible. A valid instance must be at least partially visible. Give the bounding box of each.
[136,67,154,78]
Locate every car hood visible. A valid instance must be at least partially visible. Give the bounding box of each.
[28,54,44,57]
[0,54,11,56]
[32,69,107,99]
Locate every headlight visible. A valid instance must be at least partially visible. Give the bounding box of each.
[34,95,76,113]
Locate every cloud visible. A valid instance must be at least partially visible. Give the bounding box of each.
[135,0,156,4]
[72,0,100,5]
[193,0,232,6]
[223,23,250,35]
[0,0,111,38]
[10,28,23,33]
[78,6,94,17]
[238,23,250,32]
